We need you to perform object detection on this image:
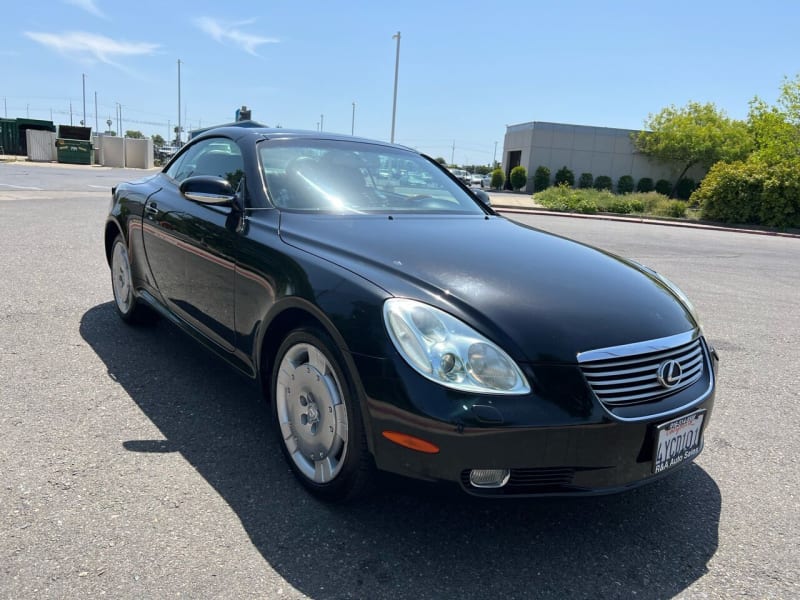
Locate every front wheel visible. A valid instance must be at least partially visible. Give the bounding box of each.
[271,328,373,502]
[110,235,157,325]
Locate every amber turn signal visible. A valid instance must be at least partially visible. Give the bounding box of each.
[381,431,440,454]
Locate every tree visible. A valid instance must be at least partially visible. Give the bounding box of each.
[533,166,550,191]
[151,134,165,147]
[748,75,800,163]
[554,166,575,187]
[578,172,593,189]
[434,157,447,165]
[634,102,752,195]
[617,175,634,194]
[594,175,613,191]
[510,166,528,191]
[636,177,654,192]
[490,168,505,190]
[125,130,144,139]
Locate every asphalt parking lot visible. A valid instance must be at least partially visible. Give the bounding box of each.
[1,162,798,599]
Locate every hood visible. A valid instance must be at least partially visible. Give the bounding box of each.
[278,213,696,363]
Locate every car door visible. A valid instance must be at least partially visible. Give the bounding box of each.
[142,137,245,352]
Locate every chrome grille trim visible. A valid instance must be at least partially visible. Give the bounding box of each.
[578,330,706,407]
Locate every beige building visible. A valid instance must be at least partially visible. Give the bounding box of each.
[502,121,705,193]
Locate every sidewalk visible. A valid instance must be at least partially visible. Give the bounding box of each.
[487,191,800,240]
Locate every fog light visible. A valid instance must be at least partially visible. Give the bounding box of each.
[469,468,510,488]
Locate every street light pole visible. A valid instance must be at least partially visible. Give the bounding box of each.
[82,73,86,127]
[493,141,498,166]
[320,114,324,131]
[176,60,183,145]
[390,31,401,143]
[351,102,355,136]
[94,91,98,133]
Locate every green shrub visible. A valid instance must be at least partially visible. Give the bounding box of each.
[510,165,528,191]
[617,175,635,194]
[675,177,697,201]
[655,179,672,195]
[758,160,800,227]
[536,187,691,218]
[636,177,654,193]
[537,185,618,214]
[694,161,760,223]
[694,158,800,227]
[578,172,593,189]
[606,199,632,214]
[627,197,646,212]
[533,166,550,191]
[535,184,579,211]
[615,191,670,214]
[655,200,688,218]
[594,175,612,191]
[554,165,575,187]
[490,168,505,190]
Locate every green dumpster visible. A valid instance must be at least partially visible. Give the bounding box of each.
[0,118,19,156]
[56,125,93,165]
[55,138,93,165]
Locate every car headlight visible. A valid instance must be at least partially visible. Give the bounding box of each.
[383,298,530,395]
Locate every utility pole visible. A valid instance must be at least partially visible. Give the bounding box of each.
[69,100,73,125]
[351,102,355,136]
[320,114,324,131]
[390,31,401,143]
[94,92,98,133]
[493,141,498,167]
[451,140,455,165]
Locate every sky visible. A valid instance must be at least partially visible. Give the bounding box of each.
[3,0,800,166]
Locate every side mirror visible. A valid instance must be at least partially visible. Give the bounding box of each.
[471,188,492,206]
[180,176,235,206]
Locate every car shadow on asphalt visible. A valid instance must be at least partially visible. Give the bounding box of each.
[80,302,721,599]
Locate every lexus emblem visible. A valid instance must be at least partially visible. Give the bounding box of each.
[657,359,683,388]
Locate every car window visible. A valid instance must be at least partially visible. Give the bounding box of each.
[165,138,244,189]
[258,139,485,214]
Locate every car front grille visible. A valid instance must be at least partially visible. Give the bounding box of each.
[577,331,705,407]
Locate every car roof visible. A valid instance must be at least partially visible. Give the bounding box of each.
[192,125,417,154]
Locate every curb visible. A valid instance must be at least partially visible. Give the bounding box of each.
[493,206,800,240]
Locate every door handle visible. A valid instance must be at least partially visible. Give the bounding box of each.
[145,203,159,216]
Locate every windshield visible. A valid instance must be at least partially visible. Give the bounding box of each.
[258,138,485,214]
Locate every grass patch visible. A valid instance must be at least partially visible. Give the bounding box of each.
[534,186,688,219]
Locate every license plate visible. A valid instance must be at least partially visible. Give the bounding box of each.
[653,410,706,474]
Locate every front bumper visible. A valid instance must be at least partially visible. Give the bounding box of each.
[353,340,718,497]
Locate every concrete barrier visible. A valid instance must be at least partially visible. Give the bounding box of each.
[26,130,57,162]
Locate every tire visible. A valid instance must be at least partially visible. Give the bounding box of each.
[271,328,373,502]
[110,235,157,325]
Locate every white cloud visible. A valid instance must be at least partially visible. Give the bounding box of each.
[24,31,159,67]
[194,17,278,56]
[64,0,107,19]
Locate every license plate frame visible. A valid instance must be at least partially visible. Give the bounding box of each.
[653,409,706,474]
